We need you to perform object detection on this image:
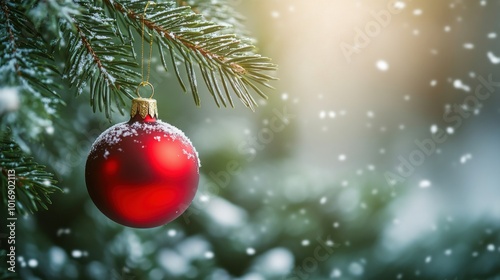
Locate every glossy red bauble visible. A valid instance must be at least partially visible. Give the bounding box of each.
[85,100,199,228]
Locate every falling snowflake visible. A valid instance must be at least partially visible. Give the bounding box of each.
[376,60,389,72]
[419,180,432,188]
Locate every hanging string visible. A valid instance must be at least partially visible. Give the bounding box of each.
[136,1,155,98]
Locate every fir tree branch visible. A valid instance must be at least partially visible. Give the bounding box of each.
[0,131,60,214]
[25,0,81,38]
[105,0,277,110]
[0,1,59,98]
[1,2,18,72]
[64,2,140,118]
[177,0,250,37]
[0,0,62,146]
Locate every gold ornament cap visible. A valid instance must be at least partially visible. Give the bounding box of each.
[131,98,158,119]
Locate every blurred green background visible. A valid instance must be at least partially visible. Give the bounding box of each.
[5,0,500,279]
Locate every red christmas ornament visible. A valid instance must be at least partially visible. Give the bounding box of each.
[85,98,199,228]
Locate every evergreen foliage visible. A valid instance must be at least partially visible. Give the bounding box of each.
[0,131,59,214]
[0,0,276,214]
[0,0,62,147]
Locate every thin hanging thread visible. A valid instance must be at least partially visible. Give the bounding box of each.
[137,1,155,98]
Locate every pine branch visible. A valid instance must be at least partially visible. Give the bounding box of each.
[105,0,277,110]
[0,0,60,100]
[177,0,250,37]
[0,131,60,214]
[64,2,140,118]
[25,0,81,38]
[0,0,63,149]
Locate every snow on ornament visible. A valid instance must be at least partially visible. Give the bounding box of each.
[85,97,199,228]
